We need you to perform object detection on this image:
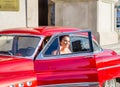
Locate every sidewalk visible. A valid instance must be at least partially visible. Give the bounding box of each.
[102,42,120,54]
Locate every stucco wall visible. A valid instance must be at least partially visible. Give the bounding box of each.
[97,1,114,32]
[55,0,97,31]
[27,0,38,27]
[0,0,38,30]
[0,0,26,30]
[55,0,118,45]
[97,1,118,45]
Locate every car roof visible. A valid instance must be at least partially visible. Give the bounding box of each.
[0,26,97,40]
[0,26,81,36]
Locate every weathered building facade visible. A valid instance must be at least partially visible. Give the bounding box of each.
[0,0,119,45]
[54,0,119,45]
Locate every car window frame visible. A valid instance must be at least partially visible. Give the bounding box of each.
[92,40,103,52]
[36,30,96,60]
[44,36,60,56]
[0,34,42,59]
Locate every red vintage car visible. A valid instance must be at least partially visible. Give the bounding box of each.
[0,26,120,87]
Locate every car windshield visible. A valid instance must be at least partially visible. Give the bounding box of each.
[0,35,40,58]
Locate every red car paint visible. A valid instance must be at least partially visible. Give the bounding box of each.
[0,26,119,87]
[0,56,37,87]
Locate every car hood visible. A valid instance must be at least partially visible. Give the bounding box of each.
[0,55,34,73]
[0,71,37,87]
[0,55,37,87]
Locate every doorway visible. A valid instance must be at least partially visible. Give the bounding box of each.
[38,0,48,26]
[38,0,55,26]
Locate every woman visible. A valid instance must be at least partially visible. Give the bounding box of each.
[53,35,71,55]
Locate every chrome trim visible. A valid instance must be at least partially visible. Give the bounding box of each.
[32,36,44,59]
[40,52,94,60]
[37,82,99,87]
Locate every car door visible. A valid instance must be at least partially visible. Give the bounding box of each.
[34,32,99,87]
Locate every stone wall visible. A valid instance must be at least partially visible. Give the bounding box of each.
[55,0,119,45]
[55,0,97,30]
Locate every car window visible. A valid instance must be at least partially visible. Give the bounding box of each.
[17,36,40,56]
[71,35,90,53]
[44,37,59,56]
[40,36,51,51]
[0,36,13,51]
[93,41,102,52]
[71,35,102,53]
[0,35,41,58]
[42,32,102,59]
[43,34,91,57]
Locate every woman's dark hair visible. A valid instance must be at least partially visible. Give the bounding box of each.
[59,35,69,42]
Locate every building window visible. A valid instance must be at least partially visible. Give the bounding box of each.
[117,6,120,28]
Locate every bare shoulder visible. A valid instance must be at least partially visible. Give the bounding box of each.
[52,50,58,55]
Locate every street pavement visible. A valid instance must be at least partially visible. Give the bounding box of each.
[102,41,120,54]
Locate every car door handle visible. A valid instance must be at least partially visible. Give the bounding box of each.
[85,55,94,58]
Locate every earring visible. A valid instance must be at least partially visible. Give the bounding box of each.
[64,41,67,44]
